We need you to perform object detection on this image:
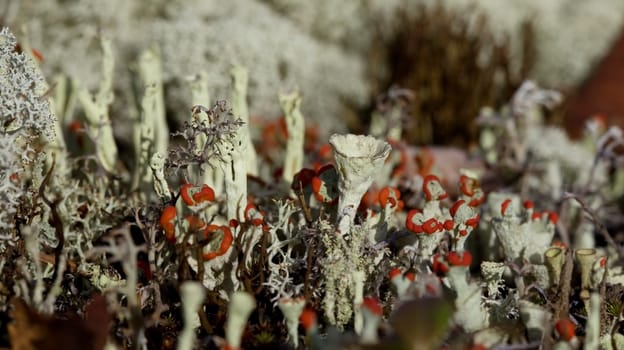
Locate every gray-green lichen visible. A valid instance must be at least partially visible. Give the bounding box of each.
[319,220,385,329]
[0,27,55,230]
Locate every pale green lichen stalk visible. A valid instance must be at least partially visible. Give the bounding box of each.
[177,282,206,350]
[216,120,248,221]
[575,248,596,291]
[518,300,551,343]
[544,247,565,287]
[584,292,600,350]
[352,270,366,335]
[75,36,118,173]
[136,45,168,156]
[277,297,306,348]
[225,292,256,350]
[131,85,156,196]
[447,266,488,332]
[187,74,225,196]
[329,134,391,231]
[150,152,171,201]
[279,91,305,184]
[231,65,258,176]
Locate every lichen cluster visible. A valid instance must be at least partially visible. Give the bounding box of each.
[2,19,624,350]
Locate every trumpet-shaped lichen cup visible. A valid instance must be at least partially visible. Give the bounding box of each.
[330,134,391,229]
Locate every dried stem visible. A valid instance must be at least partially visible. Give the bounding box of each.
[563,192,624,258]
[556,250,574,320]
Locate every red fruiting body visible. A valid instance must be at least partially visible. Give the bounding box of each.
[318,143,332,160]
[531,211,558,224]
[244,203,265,226]
[599,256,607,267]
[259,115,288,158]
[450,199,465,217]
[159,206,177,243]
[311,164,338,204]
[31,48,44,62]
[468,192,486,207]
[422,218,441,234]
[555,318,576,341]
[523,200,534,209]
[229,219,239,228]
[192,185,215,203]
[311,177,325,202]
[422,174,448,201]
[443,219,454,231]
[552,241,567,248]
[425,283,437,295]
[465,214,480,228]
[404,272,415,281]
[201,225,233,261]
[67,120,85,148]
[407,223,423,234]
[300,308,317,331]
[379,187,402,209]
[186,215,207,232]
[500,198,512,216]
[304,123,320,151]
[291,168,316,191]
[459,175,477,196]
[362,296,383,316]
[432,254,450,275]
[180,183,195,206]
[181,184,216,206]
[14,43,44,62]
[446,251,472,267]
[389,267,402,280]
[406,209,423,233]
[360,188,380,210]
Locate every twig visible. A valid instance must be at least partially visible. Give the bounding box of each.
[198,305,213,334]
[37,156,65,283]
[255,228,269,294]
[600,261,610,338]
[556,250,574,320]
[134,209,168,327]
[303,237,315,303]
[563,192,624,258]
[297,182,313,225]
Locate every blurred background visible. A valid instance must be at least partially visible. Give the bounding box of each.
[3,0,624,146]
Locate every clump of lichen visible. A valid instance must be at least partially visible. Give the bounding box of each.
[3,8,624,348]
